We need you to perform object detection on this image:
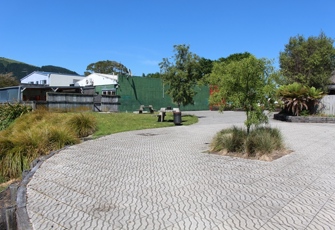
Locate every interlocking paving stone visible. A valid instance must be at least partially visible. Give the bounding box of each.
[214,211,266,229]
[26,111,335,229]
[268,209,315,229]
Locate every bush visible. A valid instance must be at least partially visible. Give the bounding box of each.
[277,83,324,116]
[0,103,32,130]
[210,126,284,158]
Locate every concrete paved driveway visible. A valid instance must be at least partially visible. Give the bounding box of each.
[26,111,335,229]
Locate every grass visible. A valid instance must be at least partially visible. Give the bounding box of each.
[210,126,284,159]
[91,112,197,138]
[0,110,198,185]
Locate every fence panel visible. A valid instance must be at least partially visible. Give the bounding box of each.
[319,95,335,115]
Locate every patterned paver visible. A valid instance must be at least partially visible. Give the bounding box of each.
[26,111,335,229]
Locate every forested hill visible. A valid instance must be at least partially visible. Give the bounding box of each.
[0,57,79,80]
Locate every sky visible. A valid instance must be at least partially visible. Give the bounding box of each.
[1,0,334,76]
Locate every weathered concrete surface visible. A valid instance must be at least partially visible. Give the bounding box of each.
[26,111,335,229]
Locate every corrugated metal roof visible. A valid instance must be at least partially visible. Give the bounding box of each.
[20,71,84,81]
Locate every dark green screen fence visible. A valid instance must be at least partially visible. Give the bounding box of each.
[115,76,209,112]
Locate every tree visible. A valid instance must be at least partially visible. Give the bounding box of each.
[279,32,335,90]
[143,72,161,78]
[85,60,131,76]
[197,58,214,85]
[218,52,252,64]
[209,55,277,134]
[159,44,201,108]
[201,53,252,85]
[0,72,19,88]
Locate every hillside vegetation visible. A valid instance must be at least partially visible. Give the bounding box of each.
[0,57,79,80]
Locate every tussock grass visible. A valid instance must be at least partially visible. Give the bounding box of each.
[67,113,96,138]
[0,110,86,180]
[210,126,284,159]
[245,127,283,155]
[0,103,32,130]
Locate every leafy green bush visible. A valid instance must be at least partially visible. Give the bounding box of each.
[277,83,324,116]
[210,126,284,158]
[0,103,32,130]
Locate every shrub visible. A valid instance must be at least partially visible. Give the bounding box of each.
[210,126,284,158]
[0,103,32,130]
[277,83,324,116]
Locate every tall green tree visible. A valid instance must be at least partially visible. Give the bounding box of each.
[200,53,252,85]
[197,58,214,85]
[0,72,19,88]
[209,55,277,134]
[218,52,252,64]
[85,60,130,76]
[279,32,335,90]
[159,44,201,108]
[144,72,161,78]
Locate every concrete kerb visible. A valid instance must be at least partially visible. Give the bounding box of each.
[15,147,68,230]
[273,113,335,123]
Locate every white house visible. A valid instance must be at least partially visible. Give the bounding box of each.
[74,73,118,87]
[21,71,85,86]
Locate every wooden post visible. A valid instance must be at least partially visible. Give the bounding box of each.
[5,207,17,230]
[10,184,18,206]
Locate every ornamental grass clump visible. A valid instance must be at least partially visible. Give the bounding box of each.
[245,127,283,156]
[210,126,247,153]
[210,126,284,160]
[67,113,97,138]
[0,110,88,181]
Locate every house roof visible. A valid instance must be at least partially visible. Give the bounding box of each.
[89,73,118,80]
[20,71,84,81]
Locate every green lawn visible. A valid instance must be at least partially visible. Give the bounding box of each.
[92,112,198,138]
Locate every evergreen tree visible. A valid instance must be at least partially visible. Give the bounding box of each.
[159,44,201,108]
[280,32,335,90]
